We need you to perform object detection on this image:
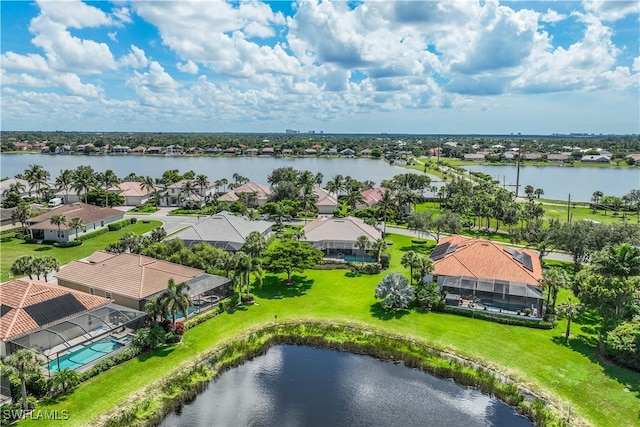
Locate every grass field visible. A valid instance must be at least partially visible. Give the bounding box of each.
[18,233,640,427]
[0,220,162,282]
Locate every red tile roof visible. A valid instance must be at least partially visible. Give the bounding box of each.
[432,236,542,286]
[0,279,112,341]
[55,251,204,300]
[360,187,388,206]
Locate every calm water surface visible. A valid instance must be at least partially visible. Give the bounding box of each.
[464,164,639,201]
[159,345,533,427]
[0,154,419,186]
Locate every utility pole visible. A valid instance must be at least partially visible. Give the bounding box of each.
[514,142,522,198]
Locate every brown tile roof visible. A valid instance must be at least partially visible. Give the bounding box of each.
[55,251,204,300]
[360,187,388,206]
[313,187,338,207]
[303,216,382,243]
[0,279,112,341]
[108,181,155,197]
[27,203,123,231]
[432,236,542,286]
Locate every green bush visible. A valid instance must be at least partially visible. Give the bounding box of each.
[0,227,20,236]
[379,252,391,269]
[78,227,109,241]
[443,306,553,329]
[184,307,221,330]
[24,237,38,244]
[108,219,133,231]
[108,223,122,231]
[129,217,137,224]
[604,320,640,371]
[165,332,182,344]
[53,240,82,248]
[347,262,382,274]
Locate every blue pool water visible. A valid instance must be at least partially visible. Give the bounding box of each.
[48,338,123,372]
[168,306,198,321]
[344,256,376,263]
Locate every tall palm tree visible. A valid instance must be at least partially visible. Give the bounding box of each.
[100,169,120,207]
[139,175,156,194]
[413,255,435,285]
[243,231,267,259]
[558,296,582,340]
[378,189,395,236]
[144,295,168,323]
[401,251,421,285]
[540,267,569,321]
[161,279,192,331]
[234,252,252,300]
[24,164,50,201]
[220,178,229,193]
[55,169,74,204]
[591,243,640,278]
[50,213,67,239]
[314,172,324,187]
[68,217,86,240]
[3,181,26,198]
[328,174,344,196]
[72,166,98,203]
[3,349,41,411]
[371,238,387,263]
[355,235,371,262]
[181,180,198,208]
[217,251,237,278]
[195,174,209,197]
[11,255,36,279]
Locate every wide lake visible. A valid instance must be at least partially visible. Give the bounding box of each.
[0,154,420,187]
[159,345,533,427]
[463,164,639,202]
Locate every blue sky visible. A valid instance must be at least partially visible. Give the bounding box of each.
[1,0,638,134]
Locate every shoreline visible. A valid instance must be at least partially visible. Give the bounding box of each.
[94,320,573,427]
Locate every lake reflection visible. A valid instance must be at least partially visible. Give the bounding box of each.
[160,345,533,427]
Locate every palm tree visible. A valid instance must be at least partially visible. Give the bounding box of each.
[55,169,74,204]
[375,272,414,310]
[401,251,421,285]
[591,243,640,278]
[161,279,192,331]
[217,251,237,278]
[413,255,435,285]
[100,169,120,207]
[315,172,324,187]
[144,295,167,323]
[327,174,344,196]
[558,296,582,340]
[11,255,36,279]
[345,179,365,211]
[11,204,30,234]
[243,231,267,259]
[371,238,387,263]
[40,256,60,281]
[591,190,604,211]
[3,349,41,411]
[220,178,229,193]
[49,368,81,395]
[181,180,198,208]
[68,217,86,240]
[150,226,168,243]
[534,188,544,198]
[3,180,26,198]
[72,166,98,203]
[195,174,209,197]
[139,175,156,195]
[234,252,252,301]
[355,235,371,262]
[540,267,569,321]
[378,189,395,236]
[50,213,67,239]
[24,164,50,200]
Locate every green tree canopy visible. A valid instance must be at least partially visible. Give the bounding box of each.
[262,239,323,282]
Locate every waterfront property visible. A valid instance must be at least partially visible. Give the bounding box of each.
[107,181,156,206]
[160,178,216,208]
[430,236,544,316]
[0,279,145,374]
[172,211,272,251]
[27,203,124,242]
[313,187,339,214]
[55,251,233,312]
[356,187,389,209]
[302,216,381,259]
[218,182,272,207]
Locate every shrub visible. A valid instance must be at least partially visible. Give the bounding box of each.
[108,223,122,231]
[185,306,221,330]
[0,227,20,236]
[77,227,109,241]
[165,332,182,344]
[107,219,132,231]
[130,217,137,224]
[379,252,391,269]
[348,262,382,274]
[443,306,553,329]
[603,320,640,371]
[53,240,82,248]
[24,237,38,244]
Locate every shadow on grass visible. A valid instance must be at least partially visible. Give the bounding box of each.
[551,321,640,401]
[136,345,175,362]
[253,274,314,300]
[35,246,53,252]
[0,236,15,243]
[398,243,433,255]
[39,392,70,406]
[369,302,411,320]
[344,271,361,278]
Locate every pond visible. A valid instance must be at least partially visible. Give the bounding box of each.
[159,345,533,427]
[0,154,422,187]
[463,164,639,202]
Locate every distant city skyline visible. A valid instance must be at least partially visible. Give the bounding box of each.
[1,1,639,134]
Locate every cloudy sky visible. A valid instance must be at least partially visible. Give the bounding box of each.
[1,0,639,134]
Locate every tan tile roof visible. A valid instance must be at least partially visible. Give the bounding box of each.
[0,279,112,341]
[303,216,381,243]
[108,181,155,197]
[219,182,272,202]
[360,187,388,206]
[432,236,542,286]
[27,203,123,231]
[313,187,338,207]
[55,251,204,300]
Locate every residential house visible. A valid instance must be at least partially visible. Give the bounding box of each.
[340,148,355,156]
[304,148,317,155]
[625,153,640,165]
[224,147,239,155]
[356,187,389,209]
[429,236,543,316]
[501,152,517,161]
[161,179,216,208]
[581,155,611,163]
[56,251,232,312]
[218,182,272,207]
[302,216,382,259]
[129,146,146,155]
[54,145,72,155]
[27,203,124,242]
[522,152,543,161]
[360,148,372,156]
[463,153,486,162]
[282,149,294,156]
[12,142,32,151]
[0,178,30,203]
[262,147,275,155]
[246,148,259,156]
[547,153,570,162]
[172,211,272,251]
[75,144,96,154]
[108,181,156,206]
[146,146,163,155]
[0,279,145,374]
[313,187,339,214]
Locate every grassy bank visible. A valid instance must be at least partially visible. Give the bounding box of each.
[0,220,162,282]
[17,234,640,427]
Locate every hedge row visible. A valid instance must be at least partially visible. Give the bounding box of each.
[442,306,553,329]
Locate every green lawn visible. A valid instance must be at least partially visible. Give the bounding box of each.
[0,221,162,282]
[18,233,640,427]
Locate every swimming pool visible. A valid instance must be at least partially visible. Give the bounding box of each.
[168,305,199,321]
[343,256,376,263]
[48,338,124,372]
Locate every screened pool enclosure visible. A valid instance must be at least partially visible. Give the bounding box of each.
[7,303,145,375]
